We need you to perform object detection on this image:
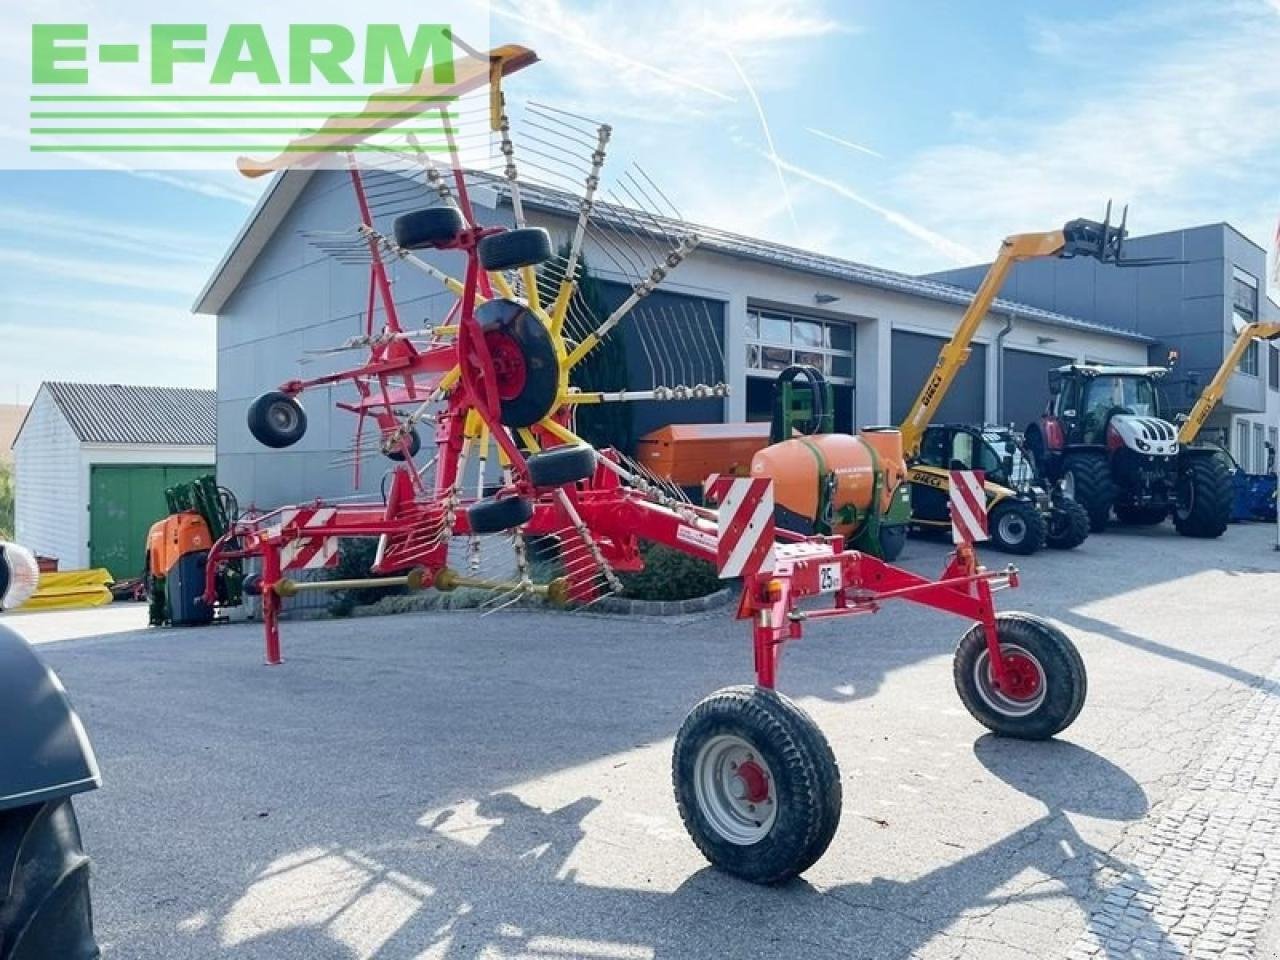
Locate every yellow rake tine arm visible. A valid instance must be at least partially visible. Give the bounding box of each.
[538,418,584,446]
[549,280,575,339]
[488,270,517,300]
[520,265,541,313]
[517,427,542,451]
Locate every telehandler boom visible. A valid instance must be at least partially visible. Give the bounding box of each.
[1176,321,1280,446]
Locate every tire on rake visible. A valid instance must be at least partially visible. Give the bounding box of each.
[247,391,307,449]
[673,685,841,884]
[467,494,533,534]
[527,445,596,488]
[0,799,99,959]
[478,228,552,271]
[384,426,421,462]
[393,206,464,250]
[953,613,1087,740]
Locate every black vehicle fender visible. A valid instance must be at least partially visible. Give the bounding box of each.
[0,623,101,811]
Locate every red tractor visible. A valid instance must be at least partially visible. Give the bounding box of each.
[1026,364,1231,537]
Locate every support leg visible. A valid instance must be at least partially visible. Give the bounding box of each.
[262,545,283,666]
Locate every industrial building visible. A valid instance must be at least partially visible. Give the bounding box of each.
[931,223,1280,475]
[196,171,1164,509]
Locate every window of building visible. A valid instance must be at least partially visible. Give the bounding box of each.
[1269,344,1279,391]
[1234,268,1260,377]
[1255,422,1266,475]
[1237,420,1252,472]
[745,309,855,382]
[1269,427,1278,473]
[1240,341,1260,376]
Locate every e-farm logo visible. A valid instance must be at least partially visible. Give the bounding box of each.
[28,23,460,158]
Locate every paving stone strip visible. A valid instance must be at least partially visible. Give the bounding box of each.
[1067,670,1280,959]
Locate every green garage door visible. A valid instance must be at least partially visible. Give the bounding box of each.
[89,464,212,579]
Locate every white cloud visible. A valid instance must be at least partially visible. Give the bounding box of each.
[0,247,209,296]
[0,203,227,265]
[893,1,1280,266]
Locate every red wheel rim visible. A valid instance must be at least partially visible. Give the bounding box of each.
[484,331,528,401]
[997,651,1043,701]
[734,760,770,804]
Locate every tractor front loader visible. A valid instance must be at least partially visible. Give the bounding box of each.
[899,211,1135,554]
[1027,322,1280,538]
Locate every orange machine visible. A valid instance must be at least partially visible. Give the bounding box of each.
[636,422,773,486]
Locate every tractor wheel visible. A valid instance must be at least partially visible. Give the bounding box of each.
[876,523,908,562]
[673,685,841,885]
[1173,455,1231,539]
[383,426,421,462]
[393,206,464,250]
[1060,452,1114,532]
[1113,503,1168,526]
[0,799,99,960]
[953,613,1087,740]
[526,445,596,488]
[247,391,307,449]
[467,494,534,534]
[478,228,553,271]
[476,299,560,428]
[987,499,1046,555]
[1045,499,1089,550]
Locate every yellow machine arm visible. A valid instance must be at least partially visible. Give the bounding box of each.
[1177,321,1280,445]
[898,230,1068,459]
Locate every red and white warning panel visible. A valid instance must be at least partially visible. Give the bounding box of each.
[270,508,341,572]
[706,474,777,579]
[949,470,989,545]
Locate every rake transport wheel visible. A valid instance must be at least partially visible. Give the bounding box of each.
[526,445,596,488]
[0,799,98,959]
[1060,452,1114,532]
[477,227,553,271]
[673,686,842,884]
[953,613,1087,741]
[987,499,1046,555]
[393,206,465,250]
[1173,454,1232,539]
[1045,499,1090,550]
[467,494,534,534]
[247,391,307,449]
[476,299,560,428]
[384,426,422,462]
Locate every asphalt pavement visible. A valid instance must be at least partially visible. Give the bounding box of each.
[28,521,1280,959]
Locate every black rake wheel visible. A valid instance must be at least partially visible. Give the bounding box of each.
[384,426,422,462]
[673,685,842,884]
[467,494,534,534]
[247,391,307,449]
[478,228,553,271]
[953,613,1087,741]
[526,445,597,488]
[393,206,465,250]
[1045,499,1090,550]
[0,799,99,960]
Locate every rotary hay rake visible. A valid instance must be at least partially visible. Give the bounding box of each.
[205,43,1087,883]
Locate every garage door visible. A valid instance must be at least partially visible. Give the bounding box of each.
[891,330,987,425]
[89,464,212,579]
[1002,348,1072,432]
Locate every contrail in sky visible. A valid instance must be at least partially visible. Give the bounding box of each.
[806,126,884,159]
[725,48,800,236]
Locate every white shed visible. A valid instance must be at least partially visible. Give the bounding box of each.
[12,383,215,577]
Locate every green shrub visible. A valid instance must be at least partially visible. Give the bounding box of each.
[324,537,404,616]
[618,542,721,602]
[0,463,13,540]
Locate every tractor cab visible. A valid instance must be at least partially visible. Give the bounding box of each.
[1045,365,1169,449]
[917,424,1037,491]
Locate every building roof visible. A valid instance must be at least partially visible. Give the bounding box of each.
[192,168,1150,343]
[37,382,216,446]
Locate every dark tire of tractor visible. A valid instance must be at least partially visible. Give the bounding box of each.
[247,391,307,449]
[987,499,1046,555]
[526,445,596,488]
[1061,452,1114,532]
[384,426,421,462]
[1046,499,1089,550]
[672,685,841,885]
[0,799,99,960]
[393,206,464,250]
[1173,455,1232,539]
[467,495,534,534]
[1113,503,1168,526]
[478,228,553,271]
[953,612,1087,740]
[876,523,908,562]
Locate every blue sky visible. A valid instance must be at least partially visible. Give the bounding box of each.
[1,0,1278,402]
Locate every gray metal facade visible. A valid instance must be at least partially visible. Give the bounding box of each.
[1002,348,1073,431]
[890,331,987,425]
